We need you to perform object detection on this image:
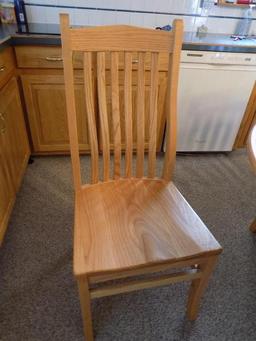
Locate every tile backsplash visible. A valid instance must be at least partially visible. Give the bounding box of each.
[23,0,256,35]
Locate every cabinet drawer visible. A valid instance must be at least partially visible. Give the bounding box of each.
[0,47,15,88]
[15,46,84,69]
[15,46,169,71]
[104,52,169,71]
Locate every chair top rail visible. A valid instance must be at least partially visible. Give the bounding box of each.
[68,24,174,52]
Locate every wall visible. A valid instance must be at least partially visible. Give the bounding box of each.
[23,0,256,35]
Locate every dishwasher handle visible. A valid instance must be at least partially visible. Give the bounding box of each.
[180,62,256,71]
[186,53,204,58]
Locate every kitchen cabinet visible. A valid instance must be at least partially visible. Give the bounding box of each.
[17,46,168,154]
[21,73,90,153]
[0,77,30,243]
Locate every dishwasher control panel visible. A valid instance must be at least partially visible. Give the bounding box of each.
[181,50,256,65]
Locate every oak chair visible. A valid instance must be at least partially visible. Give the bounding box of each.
[60,14,222,340]
[247,122,256,232]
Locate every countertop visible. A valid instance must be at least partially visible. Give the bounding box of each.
[1,23,256,53]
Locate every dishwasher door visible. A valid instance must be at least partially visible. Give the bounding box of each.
[177,62,256,152]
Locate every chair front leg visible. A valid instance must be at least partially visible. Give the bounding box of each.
[77,276,94,341]
[186,255,219,321]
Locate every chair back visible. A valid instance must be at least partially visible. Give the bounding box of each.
[60,14,183,192]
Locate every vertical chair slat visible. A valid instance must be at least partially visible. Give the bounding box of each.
[148,52,159,178]
[136,52,145,178]
[83,52,99,183]
[111,52,121,179]
[97,52,110,182]
[124,52,133,177]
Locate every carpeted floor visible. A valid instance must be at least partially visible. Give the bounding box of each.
[0,150,256,341]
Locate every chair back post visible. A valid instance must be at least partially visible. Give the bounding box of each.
[162,19,183,181]
[60,13,82,193]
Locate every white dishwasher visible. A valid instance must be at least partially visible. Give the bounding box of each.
[177,50,256,152]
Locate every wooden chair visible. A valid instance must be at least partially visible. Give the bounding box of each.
[247,122,256,232]
[60,14,222,340]
[234,81,256,149]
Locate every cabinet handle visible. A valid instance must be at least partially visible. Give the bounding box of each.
[0,66,5,72]
[0,112,6,134]
[45,56,63,62]
[132,59,139,63]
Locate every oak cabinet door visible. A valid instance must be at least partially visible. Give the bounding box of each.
[0,151,14,243]
[21,74,90,153]
[0,77,30,243]
[0,77,30,192]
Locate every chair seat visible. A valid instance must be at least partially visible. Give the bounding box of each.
[74,179,222,276]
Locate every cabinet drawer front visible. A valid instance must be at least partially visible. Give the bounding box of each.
[15,46,169,71]
[0,47,15,88]
[15,46,83,69]
[104,52,169,71]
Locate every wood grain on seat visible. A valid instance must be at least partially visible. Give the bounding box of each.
[74,179,221,276]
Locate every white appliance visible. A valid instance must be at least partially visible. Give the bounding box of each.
[177,50,256,152]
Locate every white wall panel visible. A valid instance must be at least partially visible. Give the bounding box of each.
[23,0,254,35]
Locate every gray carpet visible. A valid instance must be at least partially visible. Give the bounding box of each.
[0,150,256,341]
